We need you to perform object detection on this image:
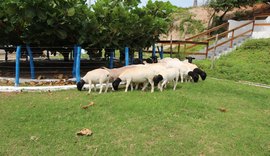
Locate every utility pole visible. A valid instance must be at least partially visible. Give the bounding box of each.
[193,0,198,7]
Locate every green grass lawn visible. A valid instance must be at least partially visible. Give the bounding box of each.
[195,38,270,85]
[1,38,270,155]
[1,79,269,155]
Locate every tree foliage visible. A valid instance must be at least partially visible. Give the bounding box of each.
[208,0,268,27]
[0,0,175,51]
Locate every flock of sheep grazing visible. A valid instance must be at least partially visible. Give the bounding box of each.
[76,57,207,93]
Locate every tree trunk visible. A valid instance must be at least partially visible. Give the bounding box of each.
[207,11,216,29]
[62,52,70,62]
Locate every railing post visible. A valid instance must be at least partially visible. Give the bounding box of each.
[125,47,129,66]
[183,42,186,56]
[251,19,255,37]
[211,34,219,69]
[177,43,180,58]
[109,49,114,69]
[46,50,50,60]
[230,30,235,48]
[160,45,164,59]
[75,46,81,83]
[205,42,209,59]
[72,45,77,78]
[152,43,156,58]
[139,48,143,61]
[26,45,35,79]
[170,35,173,58]
[5,51,8,62]
[15,45,22,87]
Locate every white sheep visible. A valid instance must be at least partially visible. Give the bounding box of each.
[76,68,110,94]
[182,61,207,81]
[153,67,180,91]
[158,58,199,83]
[102,65,145,90]
[112,66,156,93]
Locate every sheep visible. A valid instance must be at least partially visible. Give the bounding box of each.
[185,56,195,63]
[158,58,199,83]
[183,62,207,81]
[102,65,145,90]
[112,66,156,93]
[153,67,180,91]
[76,68,110,94]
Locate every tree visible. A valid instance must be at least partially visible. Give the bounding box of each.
[208,0,266,27]
[0,0,175,61]
[90,0,175,50]
[0,0,97,61]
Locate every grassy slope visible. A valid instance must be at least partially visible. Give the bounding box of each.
[195,38,270,85]
[1,79,269,155]
[1,39,270,155]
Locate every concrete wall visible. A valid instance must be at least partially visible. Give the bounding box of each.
[228,16,270,39]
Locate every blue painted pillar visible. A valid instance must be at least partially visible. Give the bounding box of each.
[72,45,77,78]
[26,45,35,79]
[75,46,81,83]
[109,49,114,69]
[139,48,143,61]
[159,45,164,59]
[15,46,22,87]
[125,47,129,66]
[152,43,156,58]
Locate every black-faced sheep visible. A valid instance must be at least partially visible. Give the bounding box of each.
[77,68,110,94]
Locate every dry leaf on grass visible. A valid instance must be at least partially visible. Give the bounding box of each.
[218,107,227,112]
[76,128,93,136]
[81,102,94,109]
[30,136,39,141]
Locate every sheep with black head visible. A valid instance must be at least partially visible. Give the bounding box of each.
[153,67,180,91]
[112,66,156,92]
[77,68,111,94]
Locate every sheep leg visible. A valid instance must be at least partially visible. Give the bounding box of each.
[158,82,161,90]
[141,82,149,91]
[173,76,179,90]
[161,80,168,92]
[148,79,155,93]
[93,84,97,92]
[135,84,139,90]
[173,80,177,90]
[130,83,134,91]
[88,81,92,94]
[180,73,184,83]
[98,79,105,94]
[125,80,131,92]
[104,80,109,93]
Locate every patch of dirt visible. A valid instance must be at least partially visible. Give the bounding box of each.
[165,3,270,40]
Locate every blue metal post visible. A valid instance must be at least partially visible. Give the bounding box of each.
[159,45,164,59]
[75,46,81,82]
[26,45,35,79]
[125,47,129,66]
[15,46,22,87]
[152,43,156,58]
[139,49,143,61]
[72,45,77,78]
[109,49,114,69]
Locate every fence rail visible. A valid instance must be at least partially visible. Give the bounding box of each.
[156,13,270,59]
